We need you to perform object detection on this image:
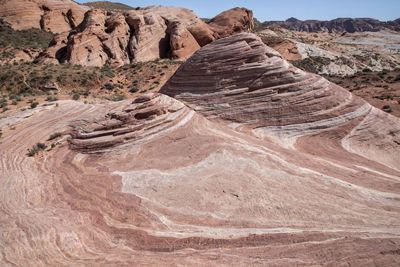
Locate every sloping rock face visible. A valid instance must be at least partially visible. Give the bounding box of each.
[162,33,363,129]
[264,17,400,33]
[208,7,254,37]
[1,33,400,265]
[162,32,400,165]
[37,6,255,66]
[0,0,88,33]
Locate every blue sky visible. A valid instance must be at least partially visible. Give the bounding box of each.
[76,0,400,22]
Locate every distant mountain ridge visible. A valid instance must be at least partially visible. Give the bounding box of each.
[264,17,400,33]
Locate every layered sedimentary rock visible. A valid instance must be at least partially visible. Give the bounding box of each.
[0,0,88,33]
[36,6,255,66]
[1,33,400,265]
[162,33,367,133]
[68,93,196,153]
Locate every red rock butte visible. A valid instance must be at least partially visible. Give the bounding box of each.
[1,33,400,265]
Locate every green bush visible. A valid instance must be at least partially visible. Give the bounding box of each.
[30,102,39,109]
[45,96,58,102]
[72,93,80,100]
[382,105,392,113]
[129,87,139,93]
[48,132,62,141]
[27,142,46,157]
[104,83,115,91]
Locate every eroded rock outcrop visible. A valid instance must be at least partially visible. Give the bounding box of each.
[37,6,255,66]
[0,0,89,33]
[208,7,254,37]
[36,6,214,66]
[68,93,196,153]
[66,9,131,66]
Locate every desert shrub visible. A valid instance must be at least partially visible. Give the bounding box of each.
[104,83,115,91]
[0,19,54,50]
[72,93,80,100]
[0,99,7,108]
[109,92,126,101]
[48,132,62,140]
[27,142,46,157]
[101,65,115,78]
[129,87,139,93]
[382,105,392,113]
[30,102,38,108]
[45,96,58,102]
[291,57,331,74]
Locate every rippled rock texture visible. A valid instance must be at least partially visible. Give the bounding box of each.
[1,33,400,265]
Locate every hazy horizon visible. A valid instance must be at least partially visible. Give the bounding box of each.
[76,0,400,22]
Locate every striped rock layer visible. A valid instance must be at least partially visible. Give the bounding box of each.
[1,33,400,265]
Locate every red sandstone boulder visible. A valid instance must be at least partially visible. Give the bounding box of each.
[208,7,254,38]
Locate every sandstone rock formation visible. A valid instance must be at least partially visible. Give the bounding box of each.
[264,17,400,33]
[67,9,131,66]
[1,32,400,265]
[36,6,255,66]
[208,7,254,37]
[162,33,400,170]
[36,6,215,66]
[0,0,89,33]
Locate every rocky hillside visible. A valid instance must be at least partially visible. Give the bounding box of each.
[0,0,254,66]
[36,6,253,66]
[0,18,54,64]
[0,0,89,33]
[264,17,400,33]
[1,33,400,265]
[258,26,400,77]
